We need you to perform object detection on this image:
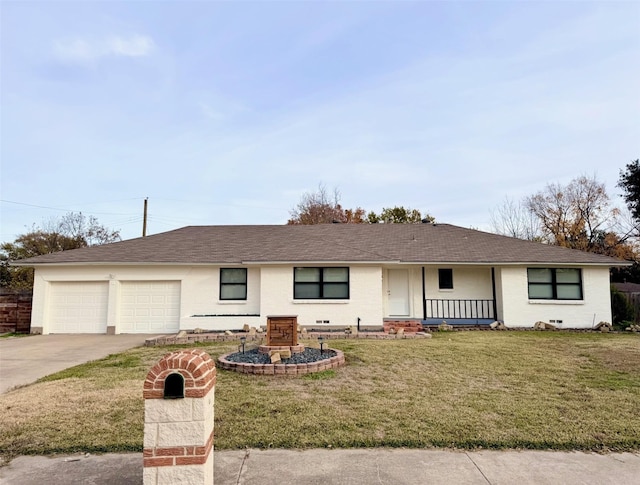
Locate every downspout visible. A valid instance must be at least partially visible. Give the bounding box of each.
[422,266,427,321]
[491,267,498,321]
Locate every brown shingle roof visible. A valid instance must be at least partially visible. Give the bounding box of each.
[15,224,628,266]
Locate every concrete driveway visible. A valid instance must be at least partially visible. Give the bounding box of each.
[0,334,156,394]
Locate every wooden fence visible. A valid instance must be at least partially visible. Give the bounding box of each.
[0,290,32,333]
[627,293,640,324]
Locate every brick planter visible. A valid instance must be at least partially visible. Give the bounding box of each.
[217,349,345,376]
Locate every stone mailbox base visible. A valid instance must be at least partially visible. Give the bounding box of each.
[143,349,216,485]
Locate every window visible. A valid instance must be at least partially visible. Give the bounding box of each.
[527,268,582,300]
[438,268,453,290]
[294,267,349,299]
[220,268,247,300]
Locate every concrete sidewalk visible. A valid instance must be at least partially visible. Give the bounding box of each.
[2,448,639,485]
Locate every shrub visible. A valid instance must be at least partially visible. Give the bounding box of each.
[611,286,635,328]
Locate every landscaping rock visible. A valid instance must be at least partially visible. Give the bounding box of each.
[243,323,251,332]
[249,327,257,336]
[396,328,405,338]
[438,322,453,331]
[192,327,207,334]
[176,330,187,338]
[270,352,281,364]
[226,347,337,365]
[225,330,233,336]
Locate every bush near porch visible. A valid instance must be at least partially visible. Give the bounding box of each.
[0,332,639,461]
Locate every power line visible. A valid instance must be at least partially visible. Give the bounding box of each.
[0,199,136,216]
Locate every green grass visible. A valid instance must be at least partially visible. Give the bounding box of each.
[0,333,30,339]
[0,332,639,460]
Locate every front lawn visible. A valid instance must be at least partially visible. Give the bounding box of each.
[1,332,638,461]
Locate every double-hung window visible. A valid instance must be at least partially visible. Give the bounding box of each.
[527,268,582,300]
[294,267,349,299]
[220,268,247,300]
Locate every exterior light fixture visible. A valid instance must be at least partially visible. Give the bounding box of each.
[240,336,246,354]
[318,336,325,353]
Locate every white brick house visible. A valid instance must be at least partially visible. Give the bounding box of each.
[16,224,626,334]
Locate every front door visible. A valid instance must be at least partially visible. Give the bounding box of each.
[388,269,410,316]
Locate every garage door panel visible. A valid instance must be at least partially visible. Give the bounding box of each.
[49,282,109,334]
[120,281,180,333]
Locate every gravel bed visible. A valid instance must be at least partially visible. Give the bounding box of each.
[224,347,336,364]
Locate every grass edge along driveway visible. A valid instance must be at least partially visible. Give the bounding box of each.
[1,331,639,461]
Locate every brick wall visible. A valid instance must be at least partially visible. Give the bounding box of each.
[383,319,423,333]
[0,290,32,333]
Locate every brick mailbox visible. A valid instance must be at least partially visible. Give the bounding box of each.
[143,349,216,485]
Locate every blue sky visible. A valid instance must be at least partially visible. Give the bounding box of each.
[2,1,639,242]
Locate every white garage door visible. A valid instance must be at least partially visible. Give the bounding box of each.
[49,282,109,333]
[120,281,180,333]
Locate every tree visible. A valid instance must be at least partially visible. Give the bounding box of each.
[56,212,121,246]
[288,184,435,225]
[367,206,434,224]
[618,159,640,224]
[287,184,366,224]
[489,174,637,263]
[525,175,621,252]
[0,212,120,290]
[490,197,541,240]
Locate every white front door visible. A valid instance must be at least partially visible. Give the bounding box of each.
[388,269,410,316]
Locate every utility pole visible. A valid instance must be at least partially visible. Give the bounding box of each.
[143,197,148,237]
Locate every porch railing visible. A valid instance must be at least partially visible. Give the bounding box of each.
[425,299,495,320]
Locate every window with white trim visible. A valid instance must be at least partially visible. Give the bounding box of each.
[294,267,349,299]
[220,268,247,300]
[527,268,582,300]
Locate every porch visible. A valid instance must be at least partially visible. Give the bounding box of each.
[422,298,496,325]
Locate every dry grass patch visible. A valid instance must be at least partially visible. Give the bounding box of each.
[1,332,639,461]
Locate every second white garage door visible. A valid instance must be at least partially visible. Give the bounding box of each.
[119,281,180,333]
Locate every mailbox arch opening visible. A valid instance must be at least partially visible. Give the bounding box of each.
[164,373,185,399]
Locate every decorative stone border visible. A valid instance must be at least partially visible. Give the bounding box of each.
[217,349,346,376]
[144,331,431,346]
[258,344,305,354]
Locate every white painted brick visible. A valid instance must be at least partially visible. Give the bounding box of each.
[204,452,214,485]
[143,465,157,485]
[143,423,158,448]
[157,421,208,447]
[192,391,214,422]
[204,391,215,431]
[156,461,212,485]
[498,266,612,328]
[260,265,383,328]
[145,398,194,423]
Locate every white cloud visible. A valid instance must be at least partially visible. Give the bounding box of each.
[106,35,154,57]
[53,34,154,63]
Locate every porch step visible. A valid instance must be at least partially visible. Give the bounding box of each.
[383,319,423,334]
